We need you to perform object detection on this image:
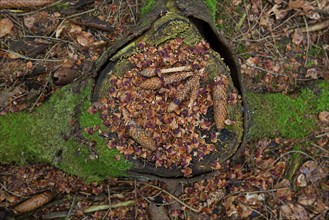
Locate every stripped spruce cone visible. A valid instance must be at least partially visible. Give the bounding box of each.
[13,191,54,214]
[140,71,193,90]
[0,0,55,9]
[212,76,228,130]
[188,75,200,109]
[139,77,163,90]
[168,76,199,112]
[163,71,193,85]
[126,120,156,151]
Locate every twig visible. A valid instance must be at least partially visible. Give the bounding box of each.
[245,63,284,76]
[134,180,138,219]
[42,211,70,219]
[140,182,200,213]
[65,8,96,19]
[126,0,136,25]
[234,12,247,32]
[29,91,43,112]
[299,19,329,32]
[311,143,329,154]
[315,132,329,138]
[0,92,29,112]
[102,184,113,220]
[303,16,310,68]
[2,49,63,62]
[83,200,136,213]
[66,195,76,218]
[0,182,23,197]
[271,150,316,168]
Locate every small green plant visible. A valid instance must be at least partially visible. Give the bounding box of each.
[141,0,155,17]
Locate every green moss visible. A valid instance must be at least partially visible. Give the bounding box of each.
[0,80,130,182]
[317,81,329,111]
[141,0,155,17]
[203,0,217,21]
[247,81,329,140]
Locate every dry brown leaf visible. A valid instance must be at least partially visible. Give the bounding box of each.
[306,68,318,79]
[238,203,253,219]
[300,160,326,183]
[280,203,308,220]
[0,18,13,38]
[292,29,304,45]
[319,111,329,124]
[296,174,307,187]
[23,15,36,29]
[288,0,314,12]
[297,185,317,206]
[268,4,288,20]
[77,31,94,47]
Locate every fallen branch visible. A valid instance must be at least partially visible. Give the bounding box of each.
[300,19,329,32]
[69,16,114,33]
[83,200,136,213]
[140,182,200,213]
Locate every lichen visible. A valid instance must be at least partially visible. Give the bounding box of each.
[247,80,329,140]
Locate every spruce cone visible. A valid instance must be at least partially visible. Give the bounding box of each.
[13,191,53,214]
[168,76,199,112]
[127,120,156,151]
[212,76,228,130]
[163,71,193,85]
[139,77,163,90]
[0,0,54,9]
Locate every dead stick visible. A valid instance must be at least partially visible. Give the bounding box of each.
[140,182,200,213]
[83,200,136,213]
[141,66,191,77]
[300,19,329,33]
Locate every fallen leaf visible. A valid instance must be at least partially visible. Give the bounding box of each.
[306,68,318,79]
[77,31,94,47]
[300,160,326,183]
[238,203,253,219]
[280,203,308,220]
[292,29,304,45]
[296,174,307,187]
[23,15,36,29]
[319,111,329,124]
[297,185,316,206]
[0,18,13,37]
[268,4,288,20]
[288,0,314,12]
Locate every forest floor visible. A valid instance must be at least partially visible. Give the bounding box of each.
[0,0,328,219]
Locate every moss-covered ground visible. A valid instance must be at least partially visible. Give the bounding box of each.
[247,81,329,140]
[0,80,130,182]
